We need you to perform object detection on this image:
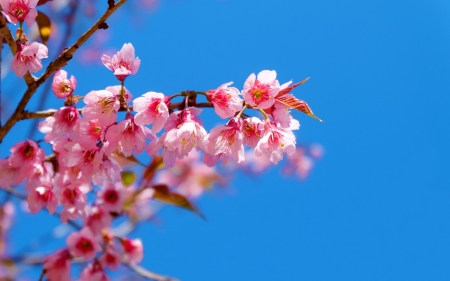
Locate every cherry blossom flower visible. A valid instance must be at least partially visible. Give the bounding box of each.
[255,120,296,164]
[66,227,101,260]
[242,117,264,148]
[40,106,79,141]
[203,117,245,167]
[270,98,300,130]
[99,244,121,270]
[70,119,105,150]
[83,205,112,234]
[133,91,169,133]
[105,113,151,157]
[121,238,143,264]
[206,82,243,119]
[43,249,72,281]
[97,182,125,213]
[82,89,120,126]
[63,142,104,179]
[80,261,111,281]
[52,70,77,98]
[0,159,25,188]
[9,139,45,171]
[26,173,57,214]
[0,0,38,26]
[12,42,48,77]
[101,43,141,81]
[91,153,122,186]
[242,70,281,109]
[57,185,87,211]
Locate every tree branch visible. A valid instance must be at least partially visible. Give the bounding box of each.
[124,262,180,281]
[0,0,128,143]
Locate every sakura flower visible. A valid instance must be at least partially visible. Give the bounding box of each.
[99,244,121,270]
[206,82,243,119]
[52,70,77,98]
[43,249,72,281]
[147,108,207,167]
[101,43,140,81]
[255,120,296,164]
[133,91,169,133]
[41,106,79,141]
[105,113,151,157]
[82,89,120,126]
[9,139,45,171]
[121,238,143,264]
[0,0,38,26]
[97,182,125,213]
[0,159,25,188]
[242,70,281,109]
[242,117,264,148]
[56,185,87,211]
[91,153,122,186]
[12,42,48,77]
[203,117,245,167]
[80,261,111,281]
[83,205,112,234]
[26,173,57,214]
[70,119,105,150]
[66,228,101,260]
[63,142,104,179]
[270,98,300,130]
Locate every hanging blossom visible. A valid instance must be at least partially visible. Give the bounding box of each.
[255,120,296,164]
[0,0,38,26]
[206,82,243,119]
[101,43,140,81]
[12,41,48,77]
[242,70,281,110]
[52,70,77,98]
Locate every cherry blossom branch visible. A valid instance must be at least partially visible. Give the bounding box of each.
[19,102,216,121]
[0,0,128,143]
[123,262,180,281]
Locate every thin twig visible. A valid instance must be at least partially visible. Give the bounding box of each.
[124,262,180,281]
[37,269,46,281]
[0,0,128,143]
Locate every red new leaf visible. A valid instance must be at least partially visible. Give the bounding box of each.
[152,184,205,219]
[275,77,310,99]
[37,0,52,5]
[277,95,323,122]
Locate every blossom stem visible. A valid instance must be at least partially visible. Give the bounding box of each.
[258,109,269,121]
[120,80,130,112]
[17,22,23,41]
[236,104,248,118]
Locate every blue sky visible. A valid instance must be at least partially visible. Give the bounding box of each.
[2,0,450,280]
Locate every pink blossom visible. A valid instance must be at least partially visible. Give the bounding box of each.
[52,70,77,98]
[70,119,105,150]
[41,106,79,141]
[12,42,48,77]
[91,154,122,186]
[82,89,120,126]
[99,244,121,270]
[83,205,112,234]
[80,261,111,281]
[105,85,132,103]
[242,117,264,148]
[43,249,72,281]
[133,91,169,133]
[26,174,57,214]
[105,114,150,157]
[0,0,38,26]
[0,159,25,188]
[60,207,84,224]
[270,98,300,130]
[284,147,313,179]
[255,120,296,164]
[9,139,45,170]
[97,182,125,214]
[56,185,87,211]
[66,227,101,260]
[203,117,245,167]
[242,70,281,109]
[206,82,243,119]
[101,43,140,81]
[121,238,143,264]
[63,142,104,179]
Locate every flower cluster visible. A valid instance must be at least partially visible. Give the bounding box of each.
[0,38,320,280]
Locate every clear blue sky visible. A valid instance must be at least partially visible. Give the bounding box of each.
[2,0,450,280]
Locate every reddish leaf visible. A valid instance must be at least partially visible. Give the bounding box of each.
[141,156,164,185]
[275,77,310,99]
[152,184,205,219]
[37,0,52,5]
[35,11,51,45]
[277,95,323,122]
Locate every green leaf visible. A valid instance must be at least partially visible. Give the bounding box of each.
[121,171,136,187]
[35,11,51,45]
